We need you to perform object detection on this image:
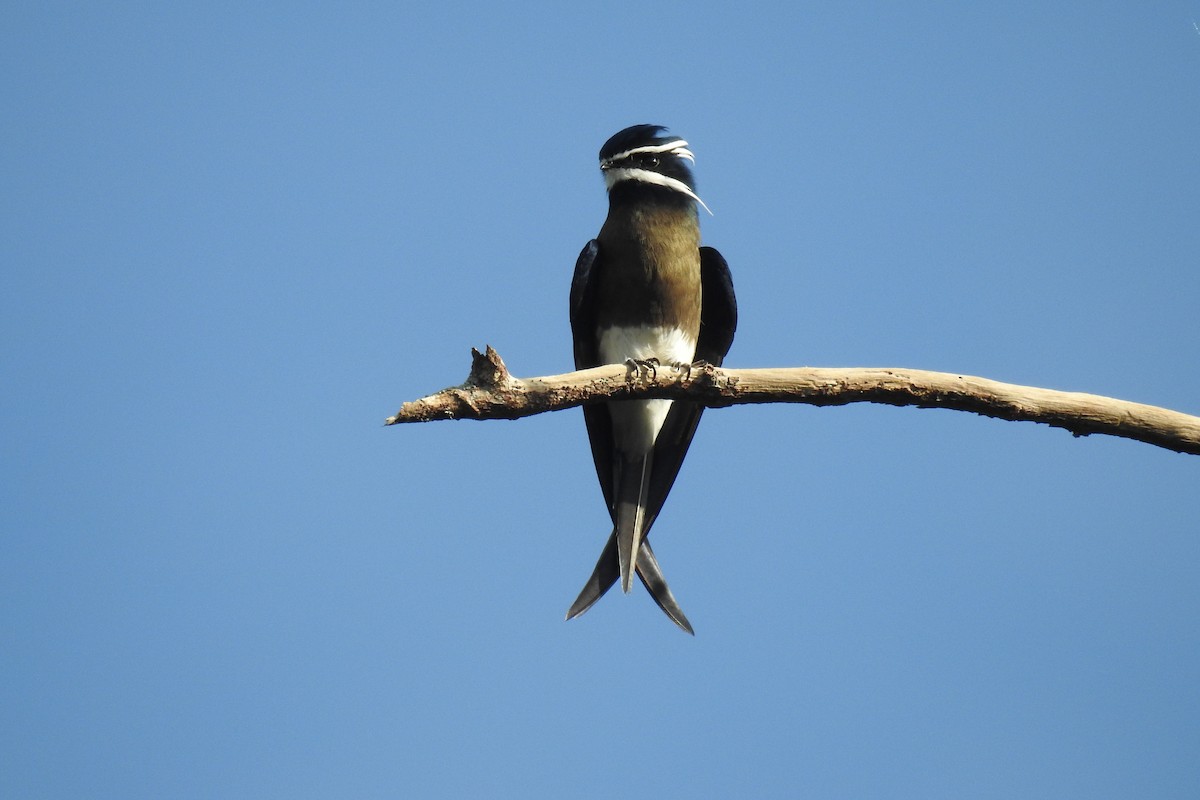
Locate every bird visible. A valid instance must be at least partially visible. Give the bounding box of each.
[566,124,737,633]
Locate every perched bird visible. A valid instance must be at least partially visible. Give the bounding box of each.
[566,124,737,633]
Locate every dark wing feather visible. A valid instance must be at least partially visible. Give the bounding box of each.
[697,246,738,364]
[569,240,601,363]
[570,240,618,514]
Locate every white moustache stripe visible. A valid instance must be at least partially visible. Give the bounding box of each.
[603,167,713,215]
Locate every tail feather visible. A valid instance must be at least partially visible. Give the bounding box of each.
[636,540,694,635]
[565,532,694,634]
[565,531,618,621]
[615,453,653,593]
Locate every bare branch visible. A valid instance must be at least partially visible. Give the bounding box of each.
[385,346,1200,456]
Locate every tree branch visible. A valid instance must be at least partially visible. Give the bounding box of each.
[385,346,1200,456]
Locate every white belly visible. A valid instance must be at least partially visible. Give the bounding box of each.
[598,325,697,456]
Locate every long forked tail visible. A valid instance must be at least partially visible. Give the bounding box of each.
[565,531,694,634]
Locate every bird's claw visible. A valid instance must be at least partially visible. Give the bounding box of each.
[624,357,660,385]
[623,358,710,385]
[684,359,715,381]
[671,360,700,380]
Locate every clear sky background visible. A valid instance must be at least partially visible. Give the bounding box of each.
[3,3,1199,798]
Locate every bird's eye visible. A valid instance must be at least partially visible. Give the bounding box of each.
[644,155,660,168]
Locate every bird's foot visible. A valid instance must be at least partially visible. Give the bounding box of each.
[623,357,660,385]
[668,360,703,381]
[682,359,718,382]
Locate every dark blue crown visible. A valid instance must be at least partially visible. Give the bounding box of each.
[599,124,675,161]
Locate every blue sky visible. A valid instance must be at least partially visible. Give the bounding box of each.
[3,2,1199,797]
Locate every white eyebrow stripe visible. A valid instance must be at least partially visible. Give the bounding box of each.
[602,166,713,215]
[604,139,693,163]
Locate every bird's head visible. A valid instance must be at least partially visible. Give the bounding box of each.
[598,124,710,214]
